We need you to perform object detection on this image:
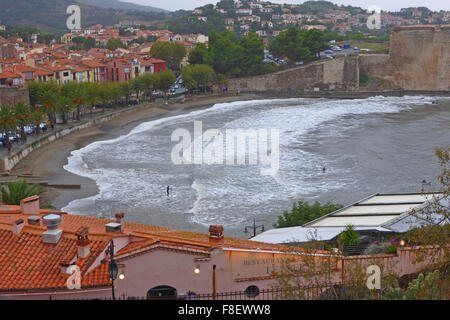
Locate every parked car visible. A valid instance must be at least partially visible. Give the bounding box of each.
[295,61,304,65]
[353,47,360,50]
[324,50,334,55]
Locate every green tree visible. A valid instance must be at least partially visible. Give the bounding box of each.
[1,180,45,205]
[269,27,330,62]
[83,37,97,50]
[13,101,31,142]
[72,36,85,45]
[107,38,125,50]
[181,64,215,92]
[61,82,85,121]
[150,42,186,71]
[183,76,198,93]
[339,224,361,246]
[188,43,209,65]
[238,31,265,76]
[275,200,343,228]
[158,69,176,92]
[141,73,160,96]
[120,82,133,104]
[55,95,73,125]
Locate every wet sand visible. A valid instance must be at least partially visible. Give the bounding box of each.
[10,93,263,210]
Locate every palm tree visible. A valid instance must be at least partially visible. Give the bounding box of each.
[1,180,45,205]
[0,105,17,150]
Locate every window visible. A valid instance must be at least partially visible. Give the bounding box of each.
[245,285,260,298]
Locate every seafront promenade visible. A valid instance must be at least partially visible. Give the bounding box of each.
[0,100,156,172]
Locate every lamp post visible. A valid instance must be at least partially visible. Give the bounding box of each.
[108,240,119,300]
[244,218,265,238]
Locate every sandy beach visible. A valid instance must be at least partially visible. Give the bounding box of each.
[9,93,263,210]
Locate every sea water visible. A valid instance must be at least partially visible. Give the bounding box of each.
[62,96,450,237]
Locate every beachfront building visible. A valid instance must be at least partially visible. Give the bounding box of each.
[251,193,445,247]
[0,195,444,300]
[80,59,107,82]
[0,196,332,300]
[106,58,132,82]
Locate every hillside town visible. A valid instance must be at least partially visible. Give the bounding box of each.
[185,0,450,37]
[0,28,205,86]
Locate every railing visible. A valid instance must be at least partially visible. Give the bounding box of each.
[53,284,343,300]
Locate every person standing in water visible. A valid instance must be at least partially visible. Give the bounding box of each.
[167,186,170,197]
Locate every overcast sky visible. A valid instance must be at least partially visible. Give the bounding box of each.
[122,0,450,12]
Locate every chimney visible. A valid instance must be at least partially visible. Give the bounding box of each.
[12,219,25,235]
[27,216,40,226]
[75,227,90,259]
[209,225,224,243]
[42,214,63,244]
[115,211,125,232]
[105,222,121,233]
[20,195,40,215]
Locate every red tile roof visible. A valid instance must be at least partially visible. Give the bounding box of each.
[0,71,21,79]
[33,68,54,76]
[81,59,106,68]
[0,202,326,293]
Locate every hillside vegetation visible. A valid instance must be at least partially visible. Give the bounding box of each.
[0,0,165,34]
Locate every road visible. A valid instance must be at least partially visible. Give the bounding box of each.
[320,47,360,59]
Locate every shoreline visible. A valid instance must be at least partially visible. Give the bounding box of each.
[9,93,264,210]
[8,91,449,212]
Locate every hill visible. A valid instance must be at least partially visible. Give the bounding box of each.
[0,0,166,34]
[75,0,169,13]
[297,0,365,15]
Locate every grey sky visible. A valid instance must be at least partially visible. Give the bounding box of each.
[121,0,450,12]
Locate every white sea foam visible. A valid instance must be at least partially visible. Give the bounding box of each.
[62,95,448,228]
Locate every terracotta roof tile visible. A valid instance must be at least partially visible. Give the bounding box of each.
[0,204,327,292]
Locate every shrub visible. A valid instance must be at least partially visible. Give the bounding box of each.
[339,225,360,246]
